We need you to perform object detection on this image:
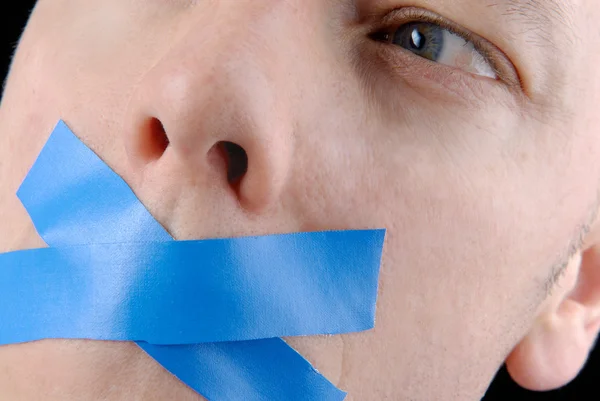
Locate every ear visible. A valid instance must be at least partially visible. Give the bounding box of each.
[505,225,600,391]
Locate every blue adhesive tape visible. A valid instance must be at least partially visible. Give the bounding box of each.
[0,232,383,345]
[7,121,386,401]
[17,121,169,246]
[137,340,345,401]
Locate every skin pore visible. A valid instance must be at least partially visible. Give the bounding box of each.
[1,0,600,400]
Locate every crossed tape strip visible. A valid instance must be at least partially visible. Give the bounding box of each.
[0,121,385,401]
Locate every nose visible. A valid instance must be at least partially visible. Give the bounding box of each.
[124,3,295,214]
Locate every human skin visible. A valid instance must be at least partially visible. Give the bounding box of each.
[1,0,600,400]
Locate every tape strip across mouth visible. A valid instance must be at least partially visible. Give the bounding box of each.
[1,120,385,401]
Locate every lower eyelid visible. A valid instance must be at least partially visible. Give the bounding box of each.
[368,39,514,104]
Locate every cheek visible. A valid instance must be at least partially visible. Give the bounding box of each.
[298,102,590,389]
[2,0,189,183]
[335,163,536,396]
[0,340,201,400]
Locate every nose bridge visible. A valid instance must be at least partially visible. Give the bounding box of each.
[190,1,278,83]
[149,1,298,154]
[179,2,300,91]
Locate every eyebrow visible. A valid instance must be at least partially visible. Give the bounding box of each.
[493,0,576,48]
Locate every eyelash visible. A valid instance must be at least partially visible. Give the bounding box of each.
[368,7,520,88]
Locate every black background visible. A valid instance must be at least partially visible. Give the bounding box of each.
[0,2,596,400]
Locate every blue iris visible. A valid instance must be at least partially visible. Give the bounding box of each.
[392,22,445,62]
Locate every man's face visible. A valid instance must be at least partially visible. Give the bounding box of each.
[1,0,600,400]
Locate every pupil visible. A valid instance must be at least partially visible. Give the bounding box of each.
[410,28,425,50]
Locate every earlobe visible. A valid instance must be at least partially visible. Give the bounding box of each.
[505,297,591,391]
[506,243,600,391]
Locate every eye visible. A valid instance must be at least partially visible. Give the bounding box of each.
[377,22,497,80]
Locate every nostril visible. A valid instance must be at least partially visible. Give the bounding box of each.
[220,141,248,186]
[140,118,170,161]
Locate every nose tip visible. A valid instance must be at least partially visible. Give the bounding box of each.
[122,32,293,214]
[127,114,250,195]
